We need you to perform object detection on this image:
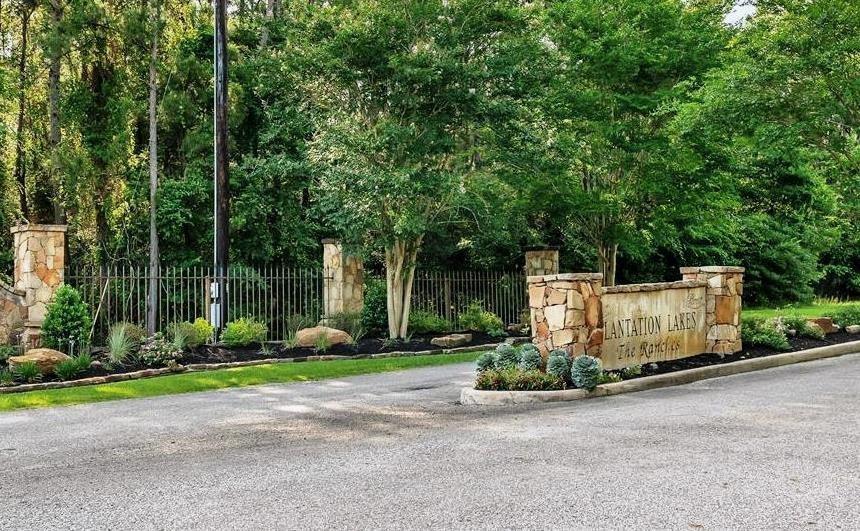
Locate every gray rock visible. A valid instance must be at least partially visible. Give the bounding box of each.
[504,337,531,346]
[430,333,472,348]
[846,325,860,334]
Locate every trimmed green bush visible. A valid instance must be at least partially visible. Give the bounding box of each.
[518,348,543,371]
[476,351,496,373]
[361,277,388,334]
[829,305,860,328]
[546,349,571,381]
[458,301,505,336]
[571,355,602,391]
[780,316,825,340]
[741,316,790,350]
[222,317,268,348]
[40,285,92,352]
[494,343,519,369]
[408,310,451,335]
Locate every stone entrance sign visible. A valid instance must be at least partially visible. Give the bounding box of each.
[601,282,707,370]
[529,266,744,370]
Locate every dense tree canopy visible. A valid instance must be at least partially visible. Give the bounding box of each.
[0,0,857,307]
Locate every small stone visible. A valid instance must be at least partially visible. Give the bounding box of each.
[89,361,102,370]
[808,318,837,335]
[846,325,860,334]
[430,333,473,348]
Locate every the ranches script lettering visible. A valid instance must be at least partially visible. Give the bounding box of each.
[601,288,707,370]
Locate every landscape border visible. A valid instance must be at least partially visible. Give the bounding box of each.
[460,340,860,405]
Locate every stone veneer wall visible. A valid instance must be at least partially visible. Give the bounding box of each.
[528,273,604,358]
[322,239,364,318]
[0,283,26,344]
[524,247,559,278]
[680,266,745,355]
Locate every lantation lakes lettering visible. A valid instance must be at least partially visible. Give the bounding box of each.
[605,312,698,340]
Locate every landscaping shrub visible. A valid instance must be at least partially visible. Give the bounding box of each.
[476,351,496,373]
[546,349,571,381]
[597,371,622,385]
[571,355,602,391]
[458,301,504,336]
[621,365,642,379]
[138,333,184,367]
[361,277,388,334]
[780,316,825,340]
[474,367,564,391]
[115,322,146,347]
[741,316,790,350]
[12,361,41,383]
[493,343,519,369]
[107,324,134,366]
[518,347,543,371]
[40,285,92,352]
[408,310,451,335]
[327,311,366,342]
[167,318,213,349]
[54,356,87,381]
[0,345,17,364]
[830,305,860,328]
[74,352,92,373]
[0,368,12,386]
[222,317,268,348]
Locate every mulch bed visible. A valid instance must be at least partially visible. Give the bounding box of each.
[638,331,858,378]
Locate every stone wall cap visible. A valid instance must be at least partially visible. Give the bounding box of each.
[680,265,745,274]
[320,238,340,245]
[603,280,707,294]
[528,272,603,284]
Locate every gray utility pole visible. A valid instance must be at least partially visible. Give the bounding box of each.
[212,0,229,335]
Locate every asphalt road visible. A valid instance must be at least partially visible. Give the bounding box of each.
[1,353,858,530]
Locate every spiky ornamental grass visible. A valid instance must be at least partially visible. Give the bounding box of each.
[494,343,519,369]
[546,349,571,381]
[571,355,602,391]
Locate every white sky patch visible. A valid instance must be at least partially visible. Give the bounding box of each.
[725,1,757,26]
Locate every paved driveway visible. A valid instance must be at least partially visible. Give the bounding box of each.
[1,354,858,530]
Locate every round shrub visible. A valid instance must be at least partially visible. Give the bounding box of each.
[518,348,543,371]
[494,343,519,369]
[571,355,602,391]
[361,277,388,334]
[222,317,268,348]
[546,349,570,381]
[476,351,496,373]
[138,333,183,368]
[41,285,92,352]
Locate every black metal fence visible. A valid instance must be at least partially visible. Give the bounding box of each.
[65,266,526,343]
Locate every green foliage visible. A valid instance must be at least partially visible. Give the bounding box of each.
[107,324,134,366]
[0,369,13,387]
[546,349,571,382]
[598,371,622,385]
[829,305,860,328]
[0,345,18,364]
[327,311,363,338]
[518,348,543,371]
[476,351,496,373]
[493,344,519,370]
[621,365,642,379]
[54,356,89,381]
[361,278,388,334]
[114,323,146,347]
[780,316,825,340]
[571,356,602,391]
[222,318,268,348]
[475,368,564,391]
[40,286,92,352]
[13,361,42,384]
[408,310,452,335]
[138,334,184,368]
[313,333,331,354]
[459,301,505,335]
[741,317,790,351]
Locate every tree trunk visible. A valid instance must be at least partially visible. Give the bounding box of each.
[14,5,33,220]
[146,0,161,334]
[260,0,275,47]
[384,237,422,339]
[47,0,64,223]
[598,243,618,287]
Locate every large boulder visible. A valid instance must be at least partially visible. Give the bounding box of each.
[430,333,472,348]
[9,348,70,375]
[294,326,353,348]
[808,318,838,335]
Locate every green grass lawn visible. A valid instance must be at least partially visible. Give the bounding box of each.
[0,352,480,413]
[743,300,858,320]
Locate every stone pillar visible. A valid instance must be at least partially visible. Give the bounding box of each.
[680,266,745,355]
[524,246,559,278]
[322,239,364,320]
[0,283,26,344]
[11,224,68,348]
[528,273,604,358]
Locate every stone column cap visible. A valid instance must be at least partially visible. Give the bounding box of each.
[320,238,340,245]
[524,245,559,252]
[680,265,745,274]
[10,223,68,235]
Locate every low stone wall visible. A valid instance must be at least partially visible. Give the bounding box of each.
[529,266,745,369]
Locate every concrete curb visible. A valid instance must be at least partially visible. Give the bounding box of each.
[0,343,501,395]
[460,340,860,406]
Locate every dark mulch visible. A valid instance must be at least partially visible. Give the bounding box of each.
[638,331,857,378]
